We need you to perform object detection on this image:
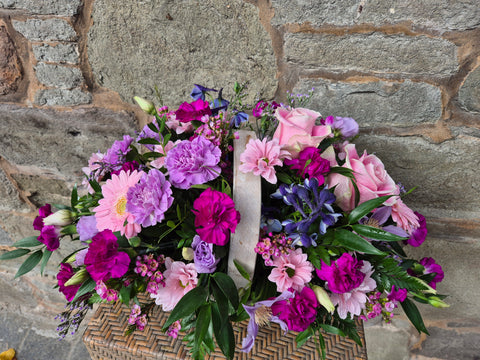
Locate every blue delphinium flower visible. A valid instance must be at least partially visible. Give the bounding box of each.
[231,111,249,127]
[190,84,217,101]
[273,178,342,247]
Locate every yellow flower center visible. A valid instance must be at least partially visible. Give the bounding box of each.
[365,218,380,228]
[254,306,272,327]
[115,196,127,216]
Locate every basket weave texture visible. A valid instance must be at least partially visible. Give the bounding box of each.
[82,297,368,360]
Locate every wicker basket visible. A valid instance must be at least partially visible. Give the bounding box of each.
[82,298,367,360]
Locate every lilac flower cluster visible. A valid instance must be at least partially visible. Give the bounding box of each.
[273,178,342,247]
[255,233,294,266]
[134,254,166,296]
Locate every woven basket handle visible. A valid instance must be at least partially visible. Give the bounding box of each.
[227,130,261,288]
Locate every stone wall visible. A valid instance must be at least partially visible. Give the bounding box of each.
[0,1,479,359]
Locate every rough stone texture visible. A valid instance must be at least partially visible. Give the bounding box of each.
[0,168,29,212]
[0,0,82,16]
[33,44,79,64]
[11,173,71,208]
[12,19,77,42]
[458,66,480,113]
[0,22,22,95]
[0,104,137,178]
[271,0,480,33]
[35,63,83,89]
[34,88,92,106]
[354,135,480,217]
[284,33,458,77]
[411,327,480,360]
[294,78,442,127]
[364,318,415,360]
[87,0,277,105]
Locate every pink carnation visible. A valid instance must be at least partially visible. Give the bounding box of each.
[239,138,290,184]
[150,258,198,311]
[94,170,143,238]
[391,197,420,232]
[268,248,313,292]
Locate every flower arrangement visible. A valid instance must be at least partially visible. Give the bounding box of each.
[1,83,447,359]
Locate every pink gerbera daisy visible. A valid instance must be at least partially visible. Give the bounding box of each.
[268,248,313,292]
[239,138,290,184]
[94,170,143,238]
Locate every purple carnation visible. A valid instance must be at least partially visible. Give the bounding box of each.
[126,169,174,227]
[316,253,365,294]
[103,135,134,169]
[406,212,427,247]
[191,235,219,273]
[420,257,444,289]
[322,116,359,138]
[38,225,60,251]
[84,230,130,282]
[76,215,99,243]
[165,136,221,189]
[33,204,52,231]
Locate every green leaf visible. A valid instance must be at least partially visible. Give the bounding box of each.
[211,282,229,320]
[40,250,53,276]
[163,133,172,146]
[138,138,162,145]
[163,286,208,329]
[348,195,394,224]
[195,304,212,347]
[71,183,78,208]
[14,250,43,278]
[0,248,30,260]
[400,298,429,335]
[334,229,385,255]
[233,260,251,281]
[276,171,293,185]
[351,224,408,242]
[329,166,354,177]
[61,224,77,235]
[142,151,164,159]
[212,303,235,360]
[318,324,346,336]
[212,272,239,310]
[119,285,131,306]
[296,327,314,348]
[12,236,42,248]
[89,179,102,193]
[72,277,96,302]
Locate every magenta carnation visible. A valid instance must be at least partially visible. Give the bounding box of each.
[174,99,212,123]
[284,147,330,184]
[165,136,221,189]
[126,169,174,227]
[420,257,444,289]
[57,263,81,302]
[38,225,61,251]
[271,287,318,332]
[33,204,52,231]
[192,188,240,246]
[84,230,131,282]
[406,212,427,247]
[316,253,365,294]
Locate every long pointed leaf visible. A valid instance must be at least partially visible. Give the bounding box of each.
[40,250,53,276]
[195,304,212,347]
[348,195,394,224]
[15,250,43,278]
[72,277,96,302]
[212,303,235,360]
[0,248,30,260]
[400,298,429,335]
[12,236,42,248]
[163,286,208,329]
[351,224,407,242]
[212,273,239,310]
[334,229,385,255]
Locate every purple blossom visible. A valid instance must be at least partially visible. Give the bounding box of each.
[103,135,134,169]
[359,206,409,238]
[33,204,52,231]
[76,215,99,242]
[137,119,161,151]
[406,212,427,247]
[165,136,221,189]
[387,285,408,302]
[190,84,217,101]
[271,287,318,332]
[316,253,365,294]
[38,225,61,251]
[241,290,294,353]
[322,116,359,138]
[57,263,81,302]
[191,235,219,273]
[73,248,89,267]
[284,147,331,184]
[126,169,174,227]
[175,99,212,123]
[420,257,444,289]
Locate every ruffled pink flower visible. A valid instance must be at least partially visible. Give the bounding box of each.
[268,248,313,292]
[150,258,198,311]
[192,188,240,246]
[329,261,377,319]
[150,141,179,169]
[94,170,143,238]
[239,138,290,184]
[391,197,420,232]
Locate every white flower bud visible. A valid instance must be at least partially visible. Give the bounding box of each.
[312,285,335,313]
[43,209,73,227]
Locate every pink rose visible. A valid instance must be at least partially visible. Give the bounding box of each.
[327,144,398,212]
[273,107,331,158]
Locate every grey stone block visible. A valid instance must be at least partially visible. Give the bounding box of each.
[364,319,414,360]
[87,0,277,105]
[271,0,480,33]
[294,79,441,127]
[0,104,137,178]
[284,33,458,77]
[0,0,82,16]
[34,88,92,106]
[35,63,83,89]
[458,66,480,113]
[12,19,77,42]
[33,44,79,64]
[0,168,29,212]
